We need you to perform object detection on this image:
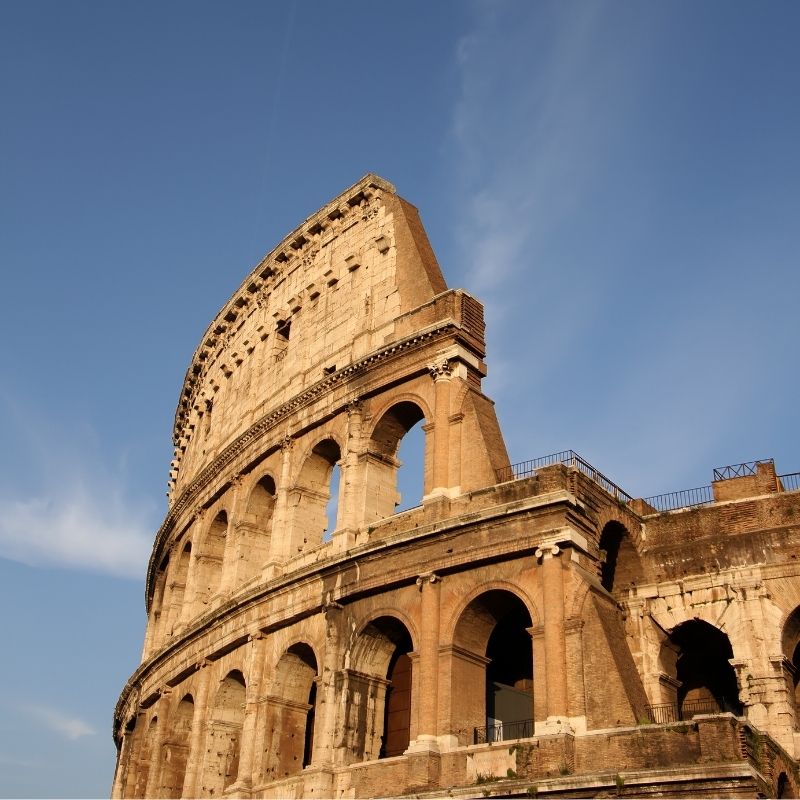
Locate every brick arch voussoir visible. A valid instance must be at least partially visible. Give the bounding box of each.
[347,606,420,669]
[567,570,595,621]
[290,427,347,486]
[443,579,541,648]
[365,392,433,443]
[596,507,643,550]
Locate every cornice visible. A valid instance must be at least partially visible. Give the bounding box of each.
[146,317,472,602]
[173,174,395,444]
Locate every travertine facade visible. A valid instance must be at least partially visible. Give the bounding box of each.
[113,175,800,798]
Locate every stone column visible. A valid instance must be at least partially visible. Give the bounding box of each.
[219,477,243,594]
[410,573,441,750]
[271,436,295,563]
[233,633,268,789]
[316,601,344,765]
[537,544,570,728]
[144,689,171,799]
[427,358,453,496]
[338,399,363,542]
[110,728,132,799]
[181,661,212,798]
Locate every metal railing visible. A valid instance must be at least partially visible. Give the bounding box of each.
[780,473,800,492]
[496,450,633,504]
[473,718,535,744]
[641,485,714,513]
[713,459,773,481]
[645,697,739,724]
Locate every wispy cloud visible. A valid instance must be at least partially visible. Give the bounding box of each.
[0,485,152,579]
[0,395,154,580]
[25,705,96,741]
[0,752,42,769]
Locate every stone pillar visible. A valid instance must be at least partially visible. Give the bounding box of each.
[181,661,212,798]
[233,633,268,790]
[271,437,295,564]
[427,358,453,495]
[448,412,464,494]
[110,727,133,799]
[219,477,243,594]
[537,544,570,728]
[410,573,441,749]
[338,400,363,542]
[143,690,171,799]
[316,601,344,765]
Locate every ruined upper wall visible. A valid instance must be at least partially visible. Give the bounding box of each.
[169,174,455,500]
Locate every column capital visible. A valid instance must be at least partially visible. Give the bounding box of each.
[346,397,364,416]
[280,434,294,453]
[416,572,441,589]
[535,544,562,561]
[427,357,454,381]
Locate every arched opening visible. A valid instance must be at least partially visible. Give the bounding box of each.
[196,511,227,606]
[660,620,742,719]
[159,694,193,798]
[201,670,246,795]
[238,475,276,580]
[777,772,791,799]
[452,590,534,743]
[120,716,139,799]
[598,521,642,593]
[290,439,342,553]
[165,542,191,637]
[781,607,800,727]
[324,464,341,542]
[344,616,414,762]
[263,643,318,780]
[150,555,170,644]
[133,715,158,798]
[366,402,426,521]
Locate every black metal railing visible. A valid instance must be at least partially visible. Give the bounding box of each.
[473,718,535,744]
[641,485,714,513]
[780,472,800,492]
[645,697,739,724]
[496,450,633,504]
[713,459,773,481]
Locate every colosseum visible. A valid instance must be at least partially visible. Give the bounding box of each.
[113,174,800,798]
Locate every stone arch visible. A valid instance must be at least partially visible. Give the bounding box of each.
[657,619,742,719]
[164,540,192,637]
[195,510,228,606]
[150,555,170,645]
[236,473,276,583]
[598,520,642,593]
[781,606,800,727]
[342,615,415,763]
[364,399,428,520]
[596,508,643,550]
[201,670,246,795]
[444,580,540,645]
[133,714,159,798]
[159,693,193,798]
[263,642,319,781]
[288,437,343,554]
[449,588,534,742]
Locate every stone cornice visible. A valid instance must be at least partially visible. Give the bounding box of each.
[118,484,584,738]
[173,173,395,444]
[147,316,474,602]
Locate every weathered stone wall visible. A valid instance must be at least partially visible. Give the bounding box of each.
[113,176,800,800]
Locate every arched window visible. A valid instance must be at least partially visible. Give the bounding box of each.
[196,511,227,605]
[290,439,342,553]
[238,475,276,580]
[781,606,800,727]
[660,620,742,718]
[346,616,414,761]
[202,671,246,795]
[159,694,193,798]
[365,402,426,522]
[452,590,534,743]
[598,521,642,593]
[151,556,170,643]
[133,715,158,798]
[164,542,191,637]
[263,644,318,780]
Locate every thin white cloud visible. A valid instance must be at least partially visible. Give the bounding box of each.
[25,705,96,741]
[0,752,42,769]
[0,395,154,580]
[0,484,152,579]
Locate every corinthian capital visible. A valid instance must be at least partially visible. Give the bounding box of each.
[427,357,453,381]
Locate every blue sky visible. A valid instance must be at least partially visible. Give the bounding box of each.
[1,1,799,796]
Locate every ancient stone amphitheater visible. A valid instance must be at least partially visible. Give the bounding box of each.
[113,175,800,798]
